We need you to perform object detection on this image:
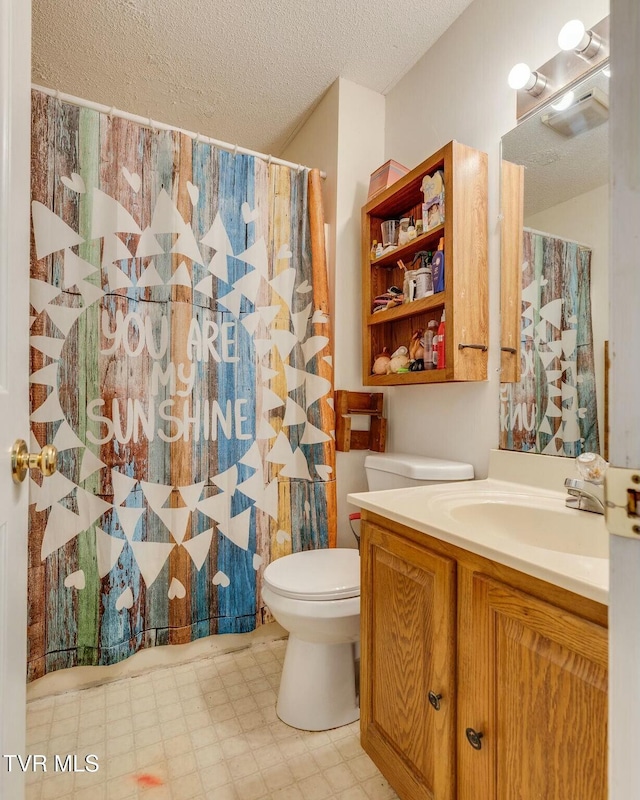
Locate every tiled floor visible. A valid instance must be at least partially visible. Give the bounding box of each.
[25,639,398,800]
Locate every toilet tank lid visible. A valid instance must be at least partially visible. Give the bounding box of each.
[364,453,474,481]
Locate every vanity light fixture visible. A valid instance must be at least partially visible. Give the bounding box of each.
[507,63,547,96]
[558,19,603,60]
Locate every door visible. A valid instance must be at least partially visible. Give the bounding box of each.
[0,0,32,797]
[458,571,607,800]
[608,1,640,797]
[360,520,456,800]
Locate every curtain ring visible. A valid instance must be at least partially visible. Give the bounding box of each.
[55,89,61,101]
[234,144,238,156]
[148,117,154,130]
[267,154,272,166]
[195,132,201,144]
[108,106,115,119]
[297,163,303,173]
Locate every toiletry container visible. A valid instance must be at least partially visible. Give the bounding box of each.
[432,238,445,294]
[425,321,437,369]
[398,218,410,246]
[403,269,417,303]
[430,319,439,367]
[437,309,446,368]
[413,266,432,299]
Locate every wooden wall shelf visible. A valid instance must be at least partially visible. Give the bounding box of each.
[335,391,386,452]
[368,292,444,326]
[362,140,488,386]
[371,224,445,269]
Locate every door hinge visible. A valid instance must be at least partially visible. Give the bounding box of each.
[605,467,640,539]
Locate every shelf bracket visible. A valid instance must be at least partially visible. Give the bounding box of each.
[335,390,387,453]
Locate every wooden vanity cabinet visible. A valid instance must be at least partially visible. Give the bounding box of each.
[360,521,456,800]
[457,569,608,800]
[360,514,608,800]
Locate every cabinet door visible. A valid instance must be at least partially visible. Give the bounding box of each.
[360,522,456,800]
[458,571,607,800]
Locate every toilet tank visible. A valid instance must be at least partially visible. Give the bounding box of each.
[364,452,474,491]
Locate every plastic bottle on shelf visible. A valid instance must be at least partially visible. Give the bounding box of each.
[425,320,437,369]
[430,320,439,368]
[370,240,378,259]
[436,309,446,369]
[432,238,445,294]
[414,264,433,298]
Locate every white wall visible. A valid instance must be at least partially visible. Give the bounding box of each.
[525,183,609,445]
[282,82,340,334]
[383,0,609,478]
[283,78,385,546]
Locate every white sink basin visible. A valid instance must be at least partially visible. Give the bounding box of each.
[349,476,610,604]
[437,491,608,559]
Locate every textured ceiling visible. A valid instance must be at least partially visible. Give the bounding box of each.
[503,71,609,218]
[32,0,474,155]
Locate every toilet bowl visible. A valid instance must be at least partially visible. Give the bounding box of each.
[262,453,474,731]
[262,548,360,731]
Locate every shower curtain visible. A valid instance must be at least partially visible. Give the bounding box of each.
[499,227,599,456]
[28,91,336,680]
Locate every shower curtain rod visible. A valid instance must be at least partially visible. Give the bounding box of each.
[523,226,592,251]
[32,84,327,179]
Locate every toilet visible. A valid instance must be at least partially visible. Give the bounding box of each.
[262,452,474,731]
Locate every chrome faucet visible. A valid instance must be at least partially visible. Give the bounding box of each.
[564,477,605,515]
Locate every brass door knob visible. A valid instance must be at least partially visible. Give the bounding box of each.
[11,439,58,483]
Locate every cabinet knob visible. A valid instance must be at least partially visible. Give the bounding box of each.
[465,728,484,750]
[428,691,442,711]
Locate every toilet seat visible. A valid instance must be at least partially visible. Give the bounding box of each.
[263,548,360,601]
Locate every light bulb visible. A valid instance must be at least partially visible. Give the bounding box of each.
[551,91,575,111]
[507,63,547,96]
[558,19,588,51]
[508,63,532,90]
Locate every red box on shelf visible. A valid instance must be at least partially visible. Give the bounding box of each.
[367,159,409,200]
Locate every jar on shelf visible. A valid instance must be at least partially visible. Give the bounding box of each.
[414,265,433,299]
[403,269,418,303]
[380,220,399,247]
[398,218,411,246]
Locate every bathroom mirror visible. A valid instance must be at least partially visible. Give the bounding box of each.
[499,65,609,458]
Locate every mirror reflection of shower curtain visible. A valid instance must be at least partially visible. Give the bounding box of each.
[499,228,599,456]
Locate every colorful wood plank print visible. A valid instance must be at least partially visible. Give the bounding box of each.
[499,228,599,456]
[28,91,336,679]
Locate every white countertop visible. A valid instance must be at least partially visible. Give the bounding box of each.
[348,476,609,605]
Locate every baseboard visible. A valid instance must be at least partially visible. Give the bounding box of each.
[27,622,287,701]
